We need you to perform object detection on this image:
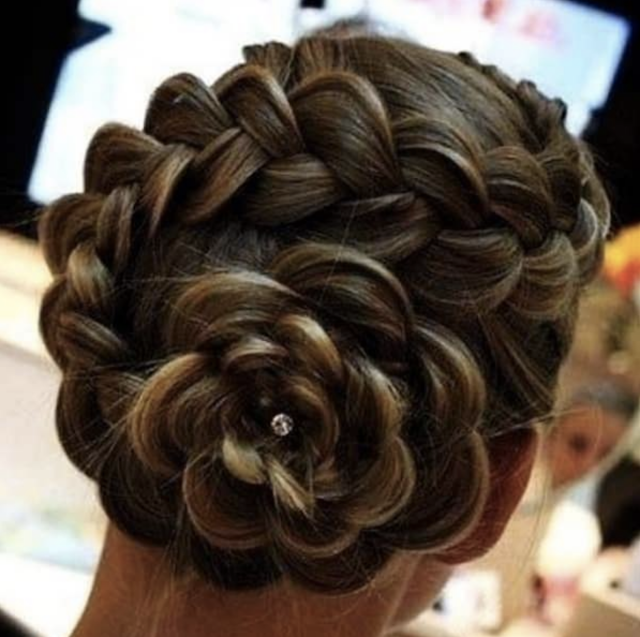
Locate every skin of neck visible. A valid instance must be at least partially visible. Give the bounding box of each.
[72,525,452,637]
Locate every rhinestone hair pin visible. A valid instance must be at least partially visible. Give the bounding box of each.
[270,412,295,437]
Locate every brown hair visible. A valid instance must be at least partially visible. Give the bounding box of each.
[38,35,609,593]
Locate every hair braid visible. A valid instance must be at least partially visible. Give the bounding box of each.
[38,34,609,593]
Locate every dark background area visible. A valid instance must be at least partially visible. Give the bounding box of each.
[1,0,82,239]
[581,1,640,233]
[1,0,638,240]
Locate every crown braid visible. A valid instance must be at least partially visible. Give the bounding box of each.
[38,35,609,593]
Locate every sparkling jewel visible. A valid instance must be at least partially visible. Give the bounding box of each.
[270,412,294,437]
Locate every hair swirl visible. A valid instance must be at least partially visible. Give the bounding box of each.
[39,35,609,593]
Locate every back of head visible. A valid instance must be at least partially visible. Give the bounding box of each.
[38,35,609,593]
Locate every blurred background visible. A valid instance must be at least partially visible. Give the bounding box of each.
[0,2,639,636]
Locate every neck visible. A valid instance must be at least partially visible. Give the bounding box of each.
[72,525,422,637]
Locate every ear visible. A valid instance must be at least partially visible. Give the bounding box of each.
[438,428,539,564]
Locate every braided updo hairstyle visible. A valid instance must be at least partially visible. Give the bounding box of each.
[39,36,609,593]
